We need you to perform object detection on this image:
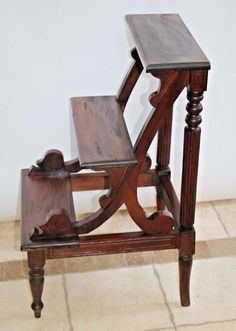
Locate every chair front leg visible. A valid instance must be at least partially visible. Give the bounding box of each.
[28,250,45,318]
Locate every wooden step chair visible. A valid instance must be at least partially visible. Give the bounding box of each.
[21,14,210,318]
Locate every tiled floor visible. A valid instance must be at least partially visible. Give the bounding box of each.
[1,200,236,330]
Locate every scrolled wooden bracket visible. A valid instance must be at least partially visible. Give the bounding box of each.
[28,149,81,177]
[148,210,174,234]
[30,209,79,241]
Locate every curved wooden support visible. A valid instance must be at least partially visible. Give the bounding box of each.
[134,70,189,158]
[125,187,174,235]
[116,48,143,107]
[99,168,127,209]
[30,209,78,241]
[141,153,152,172]
[75,196,125,234]
[29,149,81,177]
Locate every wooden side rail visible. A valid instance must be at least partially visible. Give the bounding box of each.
[71,169,157,191]
[45,231,180,259]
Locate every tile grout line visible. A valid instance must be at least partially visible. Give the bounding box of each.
[62,260,74,331]
[152,264,177,331]
[176,317,236,328]
[210,201,231,238]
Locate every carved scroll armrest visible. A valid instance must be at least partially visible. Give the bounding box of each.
[30,209,79,241]
[29,149,81,177]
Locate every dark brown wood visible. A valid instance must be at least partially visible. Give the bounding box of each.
[71,169,157,191]
[179,255,193,306]
[156,105,173,210]
[21,169,78,249]
[29,149,81,176]
[159,174,180,225]
[178,229,195,306]
[157,107,173,170]
[178,69,208,307]
[20,14,210,318]
[45,231,179,259]
[134,70,189,157]
[180,70,208,230]
[126,14,210,72]
[71,95,137,169]
[116,48,143,105]
[30,209,78,241]
[28,250,45,318]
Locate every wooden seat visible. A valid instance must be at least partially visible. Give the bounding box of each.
[71,95,137,169]
[20,13,210,319]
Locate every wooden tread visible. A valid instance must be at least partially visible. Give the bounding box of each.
[21,169,79,250]
[71,95,137,169]
[126,14,210,72]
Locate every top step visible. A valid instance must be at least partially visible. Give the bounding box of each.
[126,14,210,72]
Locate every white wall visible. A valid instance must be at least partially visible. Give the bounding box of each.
[0,0,236,221]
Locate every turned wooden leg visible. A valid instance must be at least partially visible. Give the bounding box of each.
[27,250,45,318]
[179,70,208,306]
[156,106,173,210]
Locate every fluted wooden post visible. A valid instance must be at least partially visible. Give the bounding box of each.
[179,70,208,306]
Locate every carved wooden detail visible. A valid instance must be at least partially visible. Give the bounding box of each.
[20,14,210,318]
[29,149,81,177]
[30,209,78,241]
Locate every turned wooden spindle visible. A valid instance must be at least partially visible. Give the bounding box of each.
[28,251,45,318]
[179,70,208,306]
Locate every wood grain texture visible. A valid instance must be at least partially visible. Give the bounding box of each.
[71,169,158,191]
[160,174,180,226]
[126,14,210,72]
[28,251,45,318]
[45,231,179,259]
[20,13,211,318]
[71,96,137,169]
[21,169,79,250]
[116,48,143,105]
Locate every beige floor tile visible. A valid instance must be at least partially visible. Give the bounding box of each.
[194,241,211,260]
[154,249,178,264]
[126,250,156,266]
[153,241,211,266]
[66,255,98,273]
[95,253,128,270]
[149,329,175,331]
[207,238,236,257]
[0,275,70,331]
[0,259,27,281]
[156,257,236,326]
[65,265,173,331]
[195,202,228,241]
[0,220,24,262]
[212,199,236,237]
[177,319,236,330]
[89,210,141,235]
